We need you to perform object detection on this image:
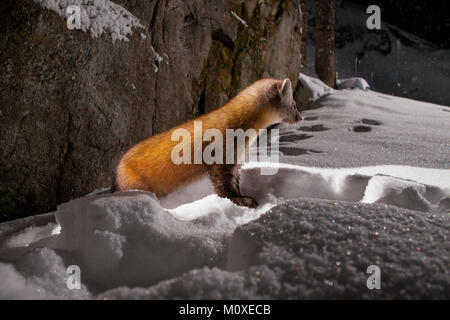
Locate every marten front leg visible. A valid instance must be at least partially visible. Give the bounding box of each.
[207,164,258,208]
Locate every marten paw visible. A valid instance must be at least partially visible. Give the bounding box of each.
[231,196,258,208]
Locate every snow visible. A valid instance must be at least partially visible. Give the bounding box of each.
[2,223,59,248]
[0,248,91,299]
[230,11,248,28]
[336,77,370,90]
[296,73,334,105]
[162,161,449,224]
[0,81,449,298]
[168,194,277,225]
[53,191,235,290]
[151,46,165,73]
[361,176,432,211]
[99,199,449,299]
[33,0,145,41]
[242,162,449,211]
[291,83,449,169]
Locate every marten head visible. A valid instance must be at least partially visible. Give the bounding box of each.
[273,78,302,124]
[246,78,302,125]
[230,78,302,128]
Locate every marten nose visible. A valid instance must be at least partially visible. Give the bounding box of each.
[295,113,302,122]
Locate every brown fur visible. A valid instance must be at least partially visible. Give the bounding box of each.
[115,78,301,208]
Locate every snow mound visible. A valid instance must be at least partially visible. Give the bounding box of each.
[100,199,450,299]
[0,191,236,296]
[241,162,449,213]
[159,177,277,225]
[0,162,448,299]
[296,73,334,105]
[161,162,448,226]
[362,176,433,211]
[1,163,448,251]
[52,191,234,290]
[2,223,59,249]
[296,74,370,108]
[168,194,277,225]
[33,0,145,41]
[336,77,370,90]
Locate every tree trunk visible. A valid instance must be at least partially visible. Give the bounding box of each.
[315,0,335,87]
[300,0,309,67]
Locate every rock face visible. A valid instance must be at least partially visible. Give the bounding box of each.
[0,0,304,221]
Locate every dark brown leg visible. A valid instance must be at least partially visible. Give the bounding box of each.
[207,164,258,208]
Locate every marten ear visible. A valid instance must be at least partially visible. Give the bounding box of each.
[279,78,293,101]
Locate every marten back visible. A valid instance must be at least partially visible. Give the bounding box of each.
[115,78,299,200]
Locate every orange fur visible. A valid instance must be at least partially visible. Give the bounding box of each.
[116,79,285,197]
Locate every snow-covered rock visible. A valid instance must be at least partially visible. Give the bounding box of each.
[296,73,334,107]
[295,74,370,109]
[336,77,370,90]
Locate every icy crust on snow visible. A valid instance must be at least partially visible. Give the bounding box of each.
[33,0,145,41]
[100,200,450,299]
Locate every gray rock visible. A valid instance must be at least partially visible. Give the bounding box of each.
[0,0,304,221]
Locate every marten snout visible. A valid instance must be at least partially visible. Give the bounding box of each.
[291,101,302,122]
[277,78,302,124]
[284,107,302,124]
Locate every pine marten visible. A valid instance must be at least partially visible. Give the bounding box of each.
[114,78,302,208]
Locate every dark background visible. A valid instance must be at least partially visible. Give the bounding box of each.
[349,0,450,48]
